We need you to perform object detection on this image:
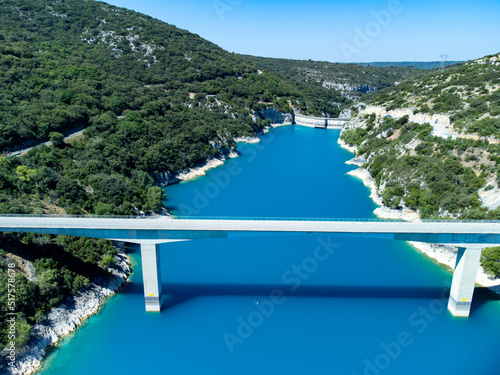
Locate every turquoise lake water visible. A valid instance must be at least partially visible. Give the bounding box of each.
[38,126,500,374]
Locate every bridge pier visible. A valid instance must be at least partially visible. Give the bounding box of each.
[140,242,163,312]
[447,246,483,317]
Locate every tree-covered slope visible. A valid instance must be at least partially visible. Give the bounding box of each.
[0,234,117,352]
[367,53,500,135]
[341,53,500,221]
[0,0,287,151]
[0,0,305,216]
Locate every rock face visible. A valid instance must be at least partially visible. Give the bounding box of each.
[234,136,260,144]
[363,105,451,127]
[479,185,500,210]
[261,109,293,125]
[323,81,379,93]
[155,171,179,186]
[345,156,366,167]
[0,248,130,375]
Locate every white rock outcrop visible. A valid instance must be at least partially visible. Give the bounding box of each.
[479,185,500,210]
[0,249,130,375]
[234,136,261,144]
[364,105,451,126]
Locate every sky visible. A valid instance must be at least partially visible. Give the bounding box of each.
[104,0,500,63]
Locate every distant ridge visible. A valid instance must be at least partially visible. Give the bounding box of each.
[357,61,464,70]
[239,54,421,106]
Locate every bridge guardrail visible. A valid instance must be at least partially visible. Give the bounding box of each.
[173,216,406,222]
[0,214,498,224]
[421,219,500,223]
[0,214,141,219]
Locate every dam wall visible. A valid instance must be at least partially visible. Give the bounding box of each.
[294,113,348,129]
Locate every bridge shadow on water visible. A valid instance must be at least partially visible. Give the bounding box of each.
[118,277,500,312]
[159,284,450,310]
[119,245,500,312]
[119,280,500,312]
[470,287,500,314]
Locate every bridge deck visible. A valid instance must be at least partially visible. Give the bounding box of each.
[1,215,498,316]
[0,216,499,245]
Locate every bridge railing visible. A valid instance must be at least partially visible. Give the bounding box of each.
[174,216,406,222]
[0,214,498,224]
[0,214,404,222]
[0,214,141,219]
[174,216,500,223]
[421,219,500,224]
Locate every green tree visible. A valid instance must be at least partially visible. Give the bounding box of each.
[481,247,500,277]
[144,186,165,212]
[94,202,115,216]
[49,132,65,148]
[15,166,37,183]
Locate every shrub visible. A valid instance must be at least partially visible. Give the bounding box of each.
[481,247,500,277]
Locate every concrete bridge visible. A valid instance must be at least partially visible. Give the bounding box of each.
[294,113,348,129]
[1,215,499,317]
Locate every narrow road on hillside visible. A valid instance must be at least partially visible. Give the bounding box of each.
[3,129,86,157]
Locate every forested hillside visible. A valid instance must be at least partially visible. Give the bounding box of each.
[0,0,255,149]
[240,54,422,116]
[341,53,500,221]
[0,0,304,353]
[367,54,500,135]
[0,0,304,216]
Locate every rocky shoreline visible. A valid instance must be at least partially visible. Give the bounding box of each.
[0,245,131,375]
[155,150,239,186]
[155,134,268,187]
[337,136,500,294]
[154,131,275,187]
[233,136,261,144]
[175,150,239,182]
[173,135,266,182]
